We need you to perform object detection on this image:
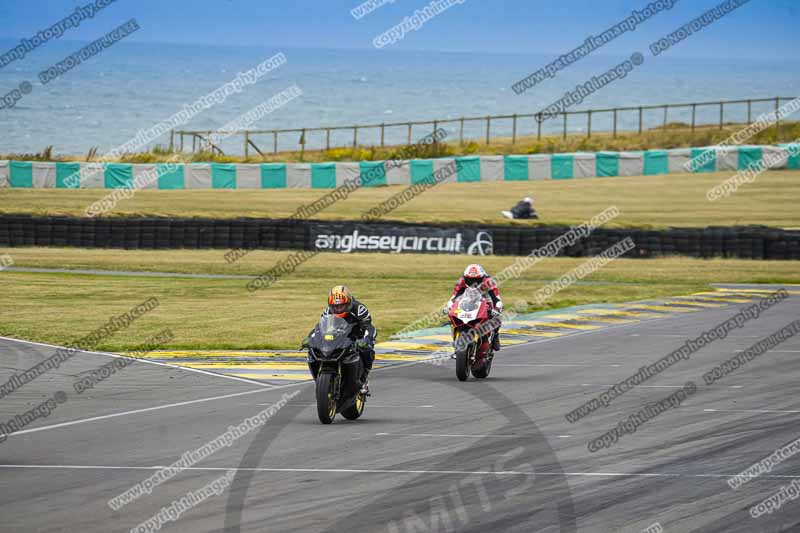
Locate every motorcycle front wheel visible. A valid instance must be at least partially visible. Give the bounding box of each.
[455,349,470,381]
[341,392,366,420]
[316,372,337,424]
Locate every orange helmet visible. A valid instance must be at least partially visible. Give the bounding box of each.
[328,285,353,317]
[463,264,487,286]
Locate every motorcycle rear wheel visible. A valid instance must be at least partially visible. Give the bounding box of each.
[472,358,492,379]
[316,372,337,424]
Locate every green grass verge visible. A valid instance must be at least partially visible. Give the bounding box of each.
[1,171,799,229]
[1,247,799,351]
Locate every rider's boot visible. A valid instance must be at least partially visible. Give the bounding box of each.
[492,330,501,351]
[360,369,371,395]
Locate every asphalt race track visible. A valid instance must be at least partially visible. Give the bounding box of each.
[1,285,799,532]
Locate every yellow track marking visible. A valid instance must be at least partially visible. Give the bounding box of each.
[685,294,754,303]
[716,288,800,295]
[626,305,697,313]
[575,309,660,318]
[661,301,726,308]
[229,373,310,381]
[502,329,564,337]
[543,313,636,324]
[509,321,602,330]
[410,334,456,342]
[378,341,447,351]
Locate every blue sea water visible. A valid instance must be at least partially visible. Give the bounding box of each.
[0,40,798,156]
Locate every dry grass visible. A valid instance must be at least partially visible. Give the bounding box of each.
[1,171,798,229]
[1,247,798,350]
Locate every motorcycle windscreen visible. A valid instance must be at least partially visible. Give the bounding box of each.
[319,314,352,339]
[458,287,483,312]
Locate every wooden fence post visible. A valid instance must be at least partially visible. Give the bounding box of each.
[485,116,491,145]
[512,114,517,145]
[613,109,618,138]
[587,111,592,138]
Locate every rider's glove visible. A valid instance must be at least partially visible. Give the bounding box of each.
[301,337,310,350]
[356,338,372,351]
[490,308,502,318]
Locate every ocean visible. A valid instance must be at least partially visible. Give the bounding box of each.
[0,40,798,156]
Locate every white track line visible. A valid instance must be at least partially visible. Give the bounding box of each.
[703,408,800,414]
[264,403,435,408]
[5,388,277,439]
[375,432,572,439]
[0,334,272,388]
[495,363,621,368]
[1,464,799,480]
[579,383,743,389]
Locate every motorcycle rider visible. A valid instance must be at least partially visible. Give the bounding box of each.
[447,264,503,351]
[305,286,376,393]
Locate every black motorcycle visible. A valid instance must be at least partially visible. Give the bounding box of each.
[306,314,367,424]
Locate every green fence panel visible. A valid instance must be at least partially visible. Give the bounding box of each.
[551,154,574,179]
[643,150,669,175]
[691,148,716,173]
[211,163,237,189]
[410,160,435,184]
[104,163,133,189]
[503,156,529,181]
[157,163,185,190]
[360,161,387,187]
[596,152,619,177]
[455,157,481,182]
[261,163,287,188]
[781,144,800,169]
[56,162,81,188]
[736,147,762,171]
[311,163,336,189]
[9,161,33,188]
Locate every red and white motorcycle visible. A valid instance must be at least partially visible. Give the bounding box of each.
[447,287,496,381]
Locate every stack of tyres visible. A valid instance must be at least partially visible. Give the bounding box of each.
[139,219,156,249]
[124,219,141,249]
[34,218,52,246]
[197,219,214,248]
[242,219,261,249]
[94,218,112,248]
[722,228,739,259]
[169,219,186,249]
[109,218,126,248]
[212,220,230,249]
[737,228,753,259]
[228,219,246,250]
[79,218,96,248]
[0,218,9,246]
[66,217,82,248]
[183,219,200,249]
[154,219,171,250]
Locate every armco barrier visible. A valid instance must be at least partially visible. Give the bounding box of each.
[1,216,799,259]
[1,144,798,190]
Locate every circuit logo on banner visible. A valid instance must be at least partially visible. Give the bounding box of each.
[312,224,493,255]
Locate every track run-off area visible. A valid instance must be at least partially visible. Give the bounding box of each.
[1,284,799,532]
